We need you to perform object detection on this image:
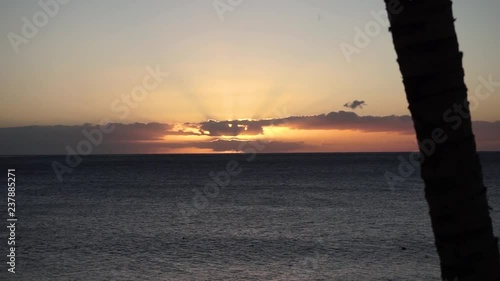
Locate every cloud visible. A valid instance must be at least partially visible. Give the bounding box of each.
[0,122,312,154]
[197,120,265,136]
[280,111,413,133]
[0,112,499,154]
[471,121,500,150]
[344,100,366,110]
[193,111,414,136]
[0,123,172,155]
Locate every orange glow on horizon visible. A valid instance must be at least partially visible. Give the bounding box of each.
[134,125,419,153]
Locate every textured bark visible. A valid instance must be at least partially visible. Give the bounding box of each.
[384,0,500,280]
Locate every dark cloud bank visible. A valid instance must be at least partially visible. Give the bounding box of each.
[0,111,499,154]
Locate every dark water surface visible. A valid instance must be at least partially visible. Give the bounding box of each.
[1,152,499,280]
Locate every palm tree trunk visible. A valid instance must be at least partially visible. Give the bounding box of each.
[384,0,500,280]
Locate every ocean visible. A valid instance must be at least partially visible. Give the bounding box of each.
[1,152,500,280]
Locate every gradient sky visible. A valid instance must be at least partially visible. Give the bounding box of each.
[1,0,499,153]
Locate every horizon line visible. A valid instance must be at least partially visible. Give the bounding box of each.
[2,150,500,157]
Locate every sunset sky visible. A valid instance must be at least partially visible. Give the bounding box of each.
[1,0,499,154]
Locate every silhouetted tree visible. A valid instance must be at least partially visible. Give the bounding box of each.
[384,0,500,280]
